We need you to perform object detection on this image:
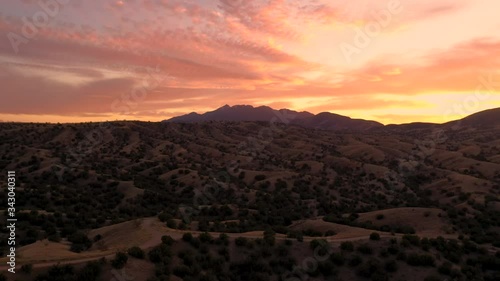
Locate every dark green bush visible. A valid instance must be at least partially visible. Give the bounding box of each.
[384,260,398,272]
[406,253,435,267]
[127,246,145,259]
[235,237,248,247]
[161,235,175,246]
[370,232,381,241]
[357,244,373,255]
[341,241,354,252]
[111,252,128,269]
[349,255,363,267]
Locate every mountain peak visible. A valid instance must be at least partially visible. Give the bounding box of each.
[165,105,500,131]
[165,104,381,131]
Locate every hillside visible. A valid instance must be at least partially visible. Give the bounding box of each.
[0,120,499,280]
[445,107,500,128]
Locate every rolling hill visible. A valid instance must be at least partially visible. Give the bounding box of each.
[166,105,500,132]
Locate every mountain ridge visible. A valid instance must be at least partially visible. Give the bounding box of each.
[165,104,383,131]
[164,105,500,132]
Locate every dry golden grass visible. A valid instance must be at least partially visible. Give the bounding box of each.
[0,240,114,265]
[447,173,492,193]
[488,154,500,164]
[362,163,391,177]
[88,219,153,252]
[337,144,386,162]
[356,207,454,237]
[5,218,166,266]
[17,240,78,262]
[295,160,324,174]
[52,128,76,144]
[430,149,500,178]
[238,169,295,186]
[117,181,144,201]
[99,258,155,281]
[459,145,482,156]
[289,218,382,239]
[122,131,141,153]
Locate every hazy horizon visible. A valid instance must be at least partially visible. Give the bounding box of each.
[1,104,499,126]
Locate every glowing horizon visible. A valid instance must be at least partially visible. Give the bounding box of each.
[1,0,499,124]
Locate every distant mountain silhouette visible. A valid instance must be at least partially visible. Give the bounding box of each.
[377,107,500,132]
[167,104,313,123]
[294,112,383,131]
[165,105,382,131]
[379,122,440,132]
[445,107,500,128]
[166,105,500,131]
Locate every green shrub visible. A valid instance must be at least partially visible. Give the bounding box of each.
[235,237,248,247]
[370,232,381,241]
[148,244,172,264]
[341,241,354,252]
[330,253,345,266]
[387,244,399,255]
[68,231,92,253]
[310,239,328,250]
[357,244,373,255]
[357,258,384,279]
[254,175,266,181]
[173,265,191,278]
[325,230,336,236]
[182,233,193,242]
[111,252,128,269]
[127,246,145,259]
[166,219,177,229]
[384,260,398,272]
[318,260,337,276]
[263,228,276,246]
[217,233,229,246]
[199,232,213,243]
[402,234,420,246]
[161,235,175,245]
[349,255,363,267]
[406,253,435,267]
[21,263,33,274]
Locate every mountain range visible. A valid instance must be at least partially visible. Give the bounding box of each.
[165,104,500,131]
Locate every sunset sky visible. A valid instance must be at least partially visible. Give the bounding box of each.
[1,0,499,124]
